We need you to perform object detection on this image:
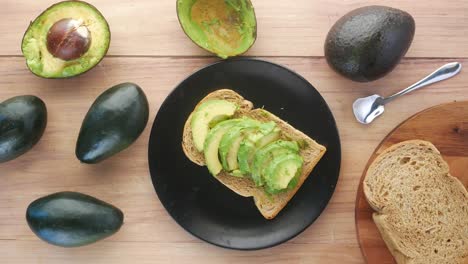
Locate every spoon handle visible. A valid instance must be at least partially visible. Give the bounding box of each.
[384,62,462,104]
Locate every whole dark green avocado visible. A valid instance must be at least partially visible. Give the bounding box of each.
[26,192,124,247]
[0,95,47,163]
[76,83,149,163]
[324,6,415,82]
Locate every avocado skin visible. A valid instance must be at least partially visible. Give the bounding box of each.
[325,6,415,82]
[26,192,124,247]
[0,95,47,163]
[76,83,149,164]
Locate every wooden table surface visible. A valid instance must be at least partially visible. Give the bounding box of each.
[1,1,467,263]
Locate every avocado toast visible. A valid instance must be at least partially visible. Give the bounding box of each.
[182,89,326,219]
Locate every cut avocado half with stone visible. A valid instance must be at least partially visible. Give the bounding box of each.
[177,0,257,59]
[21,1,110,78]
[263,153,303,194]
[238,127,280,174]
[218,119,260,171]
[191,99,238,151]
[204,118,243,176]
[251,140,299,186]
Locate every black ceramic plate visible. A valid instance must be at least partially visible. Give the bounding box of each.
[148,59,341,250]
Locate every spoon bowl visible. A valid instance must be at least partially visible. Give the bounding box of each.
[352,95,385,124]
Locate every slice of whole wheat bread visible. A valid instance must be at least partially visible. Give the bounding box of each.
[363,140,468,264]
[182,89,326,219]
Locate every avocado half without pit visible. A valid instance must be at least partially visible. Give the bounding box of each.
[177,0,257,59]
[21,1,110,78]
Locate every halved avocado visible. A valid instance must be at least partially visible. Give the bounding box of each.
[263,153,303,194]
[21,1,110,78]
[191,99,238,152]
[204,118,243,176]
[250,140,299,186]
[177,0,257,59]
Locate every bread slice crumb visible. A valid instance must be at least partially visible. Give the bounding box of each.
[364,140,468,264]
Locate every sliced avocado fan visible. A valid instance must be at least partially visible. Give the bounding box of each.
[191,98,305,194]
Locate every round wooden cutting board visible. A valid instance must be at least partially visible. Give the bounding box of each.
[355,101,468,264]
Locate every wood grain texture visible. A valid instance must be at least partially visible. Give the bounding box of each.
[355,101,468,264]
[0,57,467,263]
[2,0,468,262]
[2,0,468,57]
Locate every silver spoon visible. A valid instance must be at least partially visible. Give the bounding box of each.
[352,62,462,124]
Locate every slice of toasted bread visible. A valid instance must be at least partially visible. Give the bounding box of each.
[363,140,468,264]
[182,89,326,219]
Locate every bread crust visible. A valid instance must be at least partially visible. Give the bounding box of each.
[182,89,326,219]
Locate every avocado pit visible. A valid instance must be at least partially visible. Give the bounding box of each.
[47,18,91,61]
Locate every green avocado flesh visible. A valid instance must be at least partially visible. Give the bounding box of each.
[237,140,255,174]
[219,119,260,171]
[251,140,299,186]
[237,128,280,174]
[192,99,305,194]
[204,119,243,175]
[191,100,238,151]
[21,1,110,78]
[177,0,257,59]
[263,154,303,194]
